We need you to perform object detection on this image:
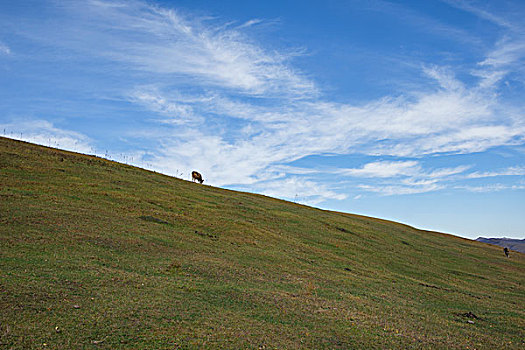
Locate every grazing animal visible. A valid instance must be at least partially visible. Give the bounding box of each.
[192,171,204,184]
[504,247,509,258]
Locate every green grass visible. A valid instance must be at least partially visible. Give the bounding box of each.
[1,136,524,349]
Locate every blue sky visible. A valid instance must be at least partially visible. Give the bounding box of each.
[1,0,524,239]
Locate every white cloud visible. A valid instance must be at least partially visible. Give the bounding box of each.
[480,39,525,68]
[1,120,93,154]
[423,65,465,92]
[456,184,525,193]
[68,0,317,98]
[237,19,263,29]
[340,160,469,179]
[426,165,471,178]
[338,160,469,196]
[475,36,525,88]
[272,165,321,175]
[339,161,420,178]
[358,183,444,196]
[465,166,525,179]
[128,87,202,125]
[444,1,525,88]
[136,66,523,172]
[0,42,11,55]
[251,177,347,205]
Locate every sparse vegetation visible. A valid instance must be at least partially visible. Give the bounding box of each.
[1,137,524,349]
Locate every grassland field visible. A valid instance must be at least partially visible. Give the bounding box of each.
[1,136,524,349]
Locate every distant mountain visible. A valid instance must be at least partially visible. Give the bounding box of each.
[476,237,525,254]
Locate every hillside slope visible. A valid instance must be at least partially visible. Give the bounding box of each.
[1,137,524,349]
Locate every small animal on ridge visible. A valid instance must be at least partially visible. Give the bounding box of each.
[192,171,204,184]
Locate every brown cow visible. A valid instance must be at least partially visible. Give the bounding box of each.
[192,171,204,184]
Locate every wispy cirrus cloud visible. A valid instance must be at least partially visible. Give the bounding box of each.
[444,1,525,88]
[339,160,469,179]
[339,161,421,178]
[338,160,469,196]
[465,166,525,179]
[480,39,525,68]
[132,64,523,159]
[61,0,316,99]
[358,183,444,196]
[236,19,264,29]
[128,87,203,125]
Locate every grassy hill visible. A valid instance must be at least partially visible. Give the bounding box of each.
[1,136,524,349]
